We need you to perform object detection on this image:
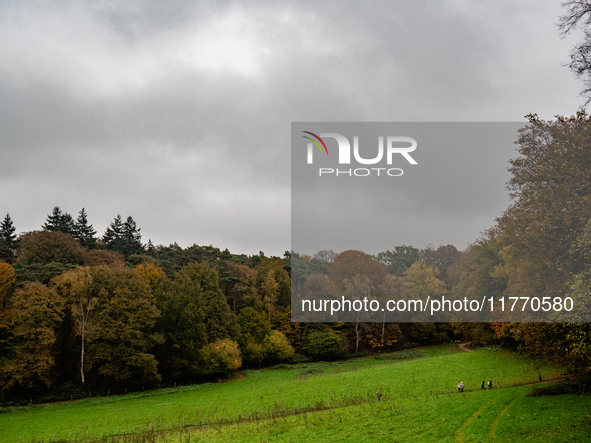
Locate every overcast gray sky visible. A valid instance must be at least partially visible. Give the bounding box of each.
[0,0,584,257]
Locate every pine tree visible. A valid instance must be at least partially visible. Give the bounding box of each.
[102,215,124,249]
[43,207,75,235]
[122,216,144,256]
[59,212,76,235]
[43,207,63,232]
[0,213,17,248]
[0,213,17,262]
[102,215,144,257]
[74,208,97,249]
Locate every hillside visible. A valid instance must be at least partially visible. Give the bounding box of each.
[1,344,589,442]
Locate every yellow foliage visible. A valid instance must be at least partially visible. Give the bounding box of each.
[0,261,16,308]
[135,262,167,289]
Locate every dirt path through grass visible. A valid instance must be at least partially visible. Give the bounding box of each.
[489,392,524,439]
[454,393,503,443]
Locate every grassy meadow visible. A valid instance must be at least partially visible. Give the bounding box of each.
[1,344,589,442]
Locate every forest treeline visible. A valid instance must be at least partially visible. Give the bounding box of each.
[0,114,591,403]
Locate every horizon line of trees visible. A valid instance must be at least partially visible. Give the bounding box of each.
[0,207,149,261]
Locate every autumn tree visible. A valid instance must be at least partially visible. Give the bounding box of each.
[198,339,241,376]
[0,283,65,390]
[17,231,87,265]
[329,250,386,292]
[262,330,294,363]
[51,267,96,385]
[0,262,16,358]
[86,249,125,267]
[497,114,591,302]
[402,262,445,341]
[402,262,446,301]
[0,262,16,309]
[237,307,270,364]
[135,262,169,309]
[83,266,162,382]
[261,270,279,323]
[255,257,291,308]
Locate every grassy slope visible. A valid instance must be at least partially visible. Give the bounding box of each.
[0,345,586,443]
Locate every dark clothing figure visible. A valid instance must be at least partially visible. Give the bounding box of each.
[376,392,382,402]
[488,380,492,390]
[481,381,485,390]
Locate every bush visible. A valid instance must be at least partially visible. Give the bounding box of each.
[288,354,310,364]
[262,330,294,363]
[198,339,242,376]
[302,330,348,361]
[270,364,293,370]
[242,341,265,365]
[528,374,591,397]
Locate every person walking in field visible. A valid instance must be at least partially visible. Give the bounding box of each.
[457,381,464,392]
[488,379,492,390]
[481,381,485,390]
[376,391,382,402]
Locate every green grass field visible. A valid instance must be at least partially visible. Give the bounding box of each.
[1,344,589,443]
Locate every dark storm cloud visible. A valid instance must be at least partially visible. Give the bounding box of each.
[0,0,582,255]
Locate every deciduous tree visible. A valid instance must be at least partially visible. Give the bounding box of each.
[84,266,162,382]
[17,231,87,265]
[329,250,386,292]
[0,283,64,390]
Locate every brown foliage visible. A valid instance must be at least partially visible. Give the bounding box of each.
[329,250,386,291]
[17,231,87,265]
[86,249,125,266]
[0,283,64,389]
[0,261,16,309]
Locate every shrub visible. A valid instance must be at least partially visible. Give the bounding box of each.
[529,374,591,397]
[263,330,294,363]
[198,339,242,376]
[242,341,265,365]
